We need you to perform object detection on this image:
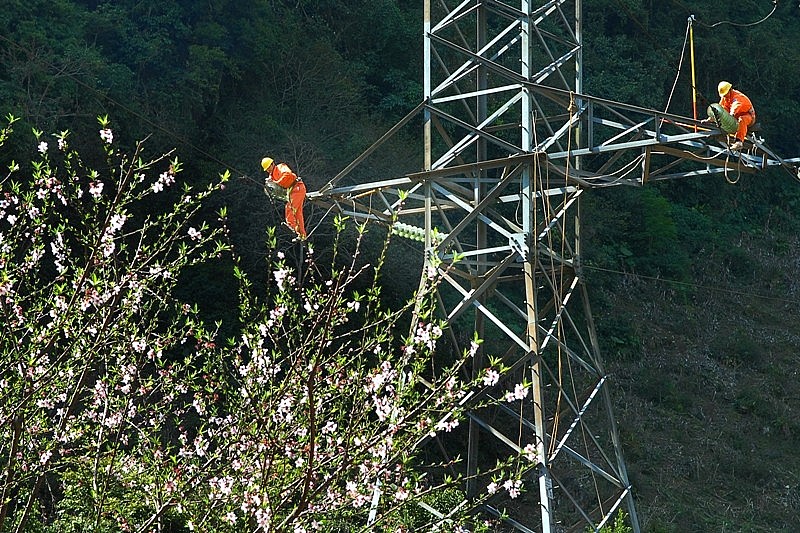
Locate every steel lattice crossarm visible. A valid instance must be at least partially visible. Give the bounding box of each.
[312,88,799,204]
[525,84,800,184]
[304,0,799,531]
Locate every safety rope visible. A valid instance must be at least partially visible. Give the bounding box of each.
[544,93,579,457]
[566,94,603,505]
[663,17,692,114]
[722,150,740,185]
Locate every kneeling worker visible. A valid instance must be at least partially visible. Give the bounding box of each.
[717,81,755,151]
[262,156,307,239]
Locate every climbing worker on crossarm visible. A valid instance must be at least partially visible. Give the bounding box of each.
[717,81,755,151]
[262,157,307,239]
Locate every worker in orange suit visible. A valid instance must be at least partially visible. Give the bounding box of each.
[262,157,306,239]
[717,81,755,151]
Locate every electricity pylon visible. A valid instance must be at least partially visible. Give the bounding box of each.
[310,1,799,531]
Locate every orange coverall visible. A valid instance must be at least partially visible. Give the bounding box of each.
[268,163,306,238]
[720,89,755,142]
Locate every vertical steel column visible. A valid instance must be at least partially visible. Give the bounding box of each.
[423,0,431,173]
[466,3,489,499]
[575,0,583,170]
[423,0,433,260]
[521,1,553,530]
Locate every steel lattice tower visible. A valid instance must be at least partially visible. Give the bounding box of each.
[310,1,798,531]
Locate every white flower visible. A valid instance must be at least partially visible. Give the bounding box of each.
[273,267,295,291]
[523,443,539,463]
[505,382,529,402]
[150,170,175,194]
[513,383,529,400]
[503,479,522,499]
[482,369,499,386]
[99,128,113,144]
[89,181,104,199]
[187,227,201,241]
[435,418,459,432]
[38,141,48,154]
[108,213,127,234]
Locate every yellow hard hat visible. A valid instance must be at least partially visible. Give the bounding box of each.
[261,157,274,171]
[717,81,732,97]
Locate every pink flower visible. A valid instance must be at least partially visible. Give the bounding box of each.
[394,486,409,501]
[482,369,499,386]
[151,170,175,193]
[523,443,539,463]
[504,383,529,402]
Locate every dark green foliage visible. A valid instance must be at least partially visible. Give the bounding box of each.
[594,510,633,533]
[709,329,764,370]
[599,320,642,363]
[632,372,692,413]
[583,186,692,279]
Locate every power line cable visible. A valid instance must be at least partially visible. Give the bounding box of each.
[584,264,799,306]
[679,0,778,28]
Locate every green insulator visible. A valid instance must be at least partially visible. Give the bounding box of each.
[707,103,739,135]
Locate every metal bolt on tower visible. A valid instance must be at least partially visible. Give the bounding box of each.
[311,1,799,531]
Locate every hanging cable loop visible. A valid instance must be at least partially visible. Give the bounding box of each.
[696,0,778,28]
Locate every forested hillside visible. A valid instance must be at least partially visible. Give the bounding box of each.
[1,0,800,531]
